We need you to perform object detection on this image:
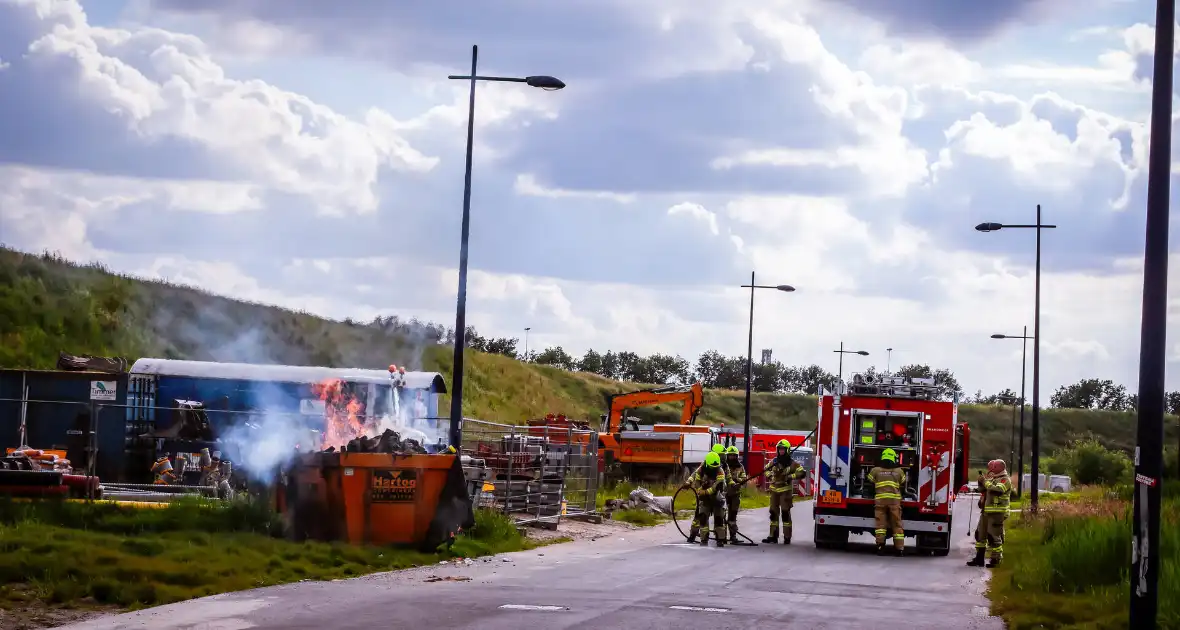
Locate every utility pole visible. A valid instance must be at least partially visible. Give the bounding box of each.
[1130,0,1173,625]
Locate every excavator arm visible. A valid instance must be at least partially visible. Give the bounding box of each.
[602,383,705,434]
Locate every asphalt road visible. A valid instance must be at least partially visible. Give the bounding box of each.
[60,496,1003,630]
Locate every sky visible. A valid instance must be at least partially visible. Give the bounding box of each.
[1,0,1178,402]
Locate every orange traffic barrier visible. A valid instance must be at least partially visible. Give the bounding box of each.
[281,452,474,550]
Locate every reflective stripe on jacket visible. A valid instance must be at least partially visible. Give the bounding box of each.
[725,465,748,496]
[983,473,1013,513]
[766,459,806,494]
[687,468,727,495]
[867,466,906,505]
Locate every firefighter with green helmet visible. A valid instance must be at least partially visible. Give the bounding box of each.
[723,445,747,543]
[763,439,807,544]
[690,442,729,478]
[684,452,728,546]
[712,442,728,472]
[968,459,1013,568]
[868,447,907,556]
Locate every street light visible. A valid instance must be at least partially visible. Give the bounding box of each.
[740,271,796,470]
[992,328,1032,497]
[975,207,1056,513]
[523,327,532,362]
[996,393,1021,488]
[446,45,566,448]
[1131,0,1173,624]
[833,342,870,393]
[886,348,894,374]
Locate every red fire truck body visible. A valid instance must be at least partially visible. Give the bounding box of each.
[812,374,971,555]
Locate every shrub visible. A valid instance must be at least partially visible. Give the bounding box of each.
[1052,438,1132,486]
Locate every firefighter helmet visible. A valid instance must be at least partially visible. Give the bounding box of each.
[880,448,898,463]
[444,445,457,455]
[711,443,725,454]
[987,459,1007,474]
[777,439,791,449]
[724,445,740,455]
[704,453,722,468]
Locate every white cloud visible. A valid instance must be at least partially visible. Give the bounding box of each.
[667,202,719,235]
[4,0,1180,405]
[1,0,440,216]
[859,41,986,87]
[513,174,636,203]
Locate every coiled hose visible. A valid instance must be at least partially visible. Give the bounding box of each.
[671,485,758,546]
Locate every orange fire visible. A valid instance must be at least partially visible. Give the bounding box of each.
[312,378,367,450]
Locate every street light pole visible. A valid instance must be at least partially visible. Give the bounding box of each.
[886,348,893,374]
[833,343,871,393]
[523,327,531,361]
[991,327,1031,496]
[1131,0,1174,624]
[446,45,565,448]
[740,273,795,470]
[976,210,1056,512]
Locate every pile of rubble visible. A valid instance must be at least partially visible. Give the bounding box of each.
[602,487,673,515]
[1,448,71,472]
[324,429,429,454]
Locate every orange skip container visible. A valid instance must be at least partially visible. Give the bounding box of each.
[280,452,475,550]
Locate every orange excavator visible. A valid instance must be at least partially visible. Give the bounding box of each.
[599,383,708,483]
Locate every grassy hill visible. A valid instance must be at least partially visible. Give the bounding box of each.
[1,247,1172,465]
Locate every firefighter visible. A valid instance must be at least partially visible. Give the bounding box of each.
[684,452,728,547]
[763,439,807,544]
[868,447,906,556]
[712,443,728,472]
[688,442,729,478]
[723,445,747,544]
[968,459,1013,568]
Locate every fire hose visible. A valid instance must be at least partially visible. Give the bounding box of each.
[671,484,759,546]
[671,430,818,547]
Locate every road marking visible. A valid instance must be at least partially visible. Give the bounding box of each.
[669,605,729,613]
[499,604,568,611]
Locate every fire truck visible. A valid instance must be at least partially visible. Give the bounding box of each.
[812,373,970,556]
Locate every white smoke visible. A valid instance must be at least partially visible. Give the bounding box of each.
[365,385,444,449]
[143,296,447,481]
[219,410,318,483]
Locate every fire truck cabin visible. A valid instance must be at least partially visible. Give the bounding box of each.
[812,373,969,556]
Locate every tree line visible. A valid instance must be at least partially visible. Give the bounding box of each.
[361,316,1180,410]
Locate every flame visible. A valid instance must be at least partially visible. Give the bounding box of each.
[313,378,367,450]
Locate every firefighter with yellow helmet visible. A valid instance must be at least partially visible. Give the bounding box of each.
[763,439,807,544]
[723,445,747,543]
[868,448,907,555]
[684,452,728,547]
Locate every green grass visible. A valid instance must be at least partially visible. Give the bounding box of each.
[3,246,1178,465]
[0,498,538,611]
[988,489,1180,629]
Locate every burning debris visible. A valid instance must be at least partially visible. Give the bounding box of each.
[321,429,429,455]
[313,378,367,450]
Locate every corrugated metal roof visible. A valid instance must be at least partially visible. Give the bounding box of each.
[128,358,447,392]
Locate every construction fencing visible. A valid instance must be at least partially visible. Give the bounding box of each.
[460,418,600,527]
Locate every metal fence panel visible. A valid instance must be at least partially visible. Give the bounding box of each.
[460,418,599,526]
